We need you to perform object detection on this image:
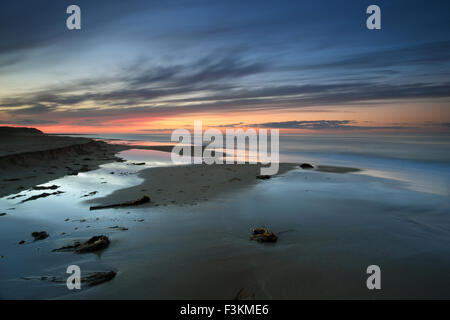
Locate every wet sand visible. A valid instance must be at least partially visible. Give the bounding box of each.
[89,163,297,208]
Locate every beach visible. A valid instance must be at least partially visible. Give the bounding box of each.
[1,128,450,299]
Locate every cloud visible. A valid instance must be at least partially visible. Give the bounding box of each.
[8,104,54,114]
[0,118,58,125]
[246,120,412,130]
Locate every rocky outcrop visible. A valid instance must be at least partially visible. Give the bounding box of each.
[89,195,150,210]
[250,228,278,243]
[52,235,110,253]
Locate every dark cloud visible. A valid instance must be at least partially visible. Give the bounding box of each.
[0,118,58,125]
[9,104,54,114]
[246,120,412,130]
[215,122,244,128]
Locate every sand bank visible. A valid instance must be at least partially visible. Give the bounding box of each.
[89,163,297,208]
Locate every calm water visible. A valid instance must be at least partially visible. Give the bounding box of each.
[92,133,450,195]
[1,133,449,299]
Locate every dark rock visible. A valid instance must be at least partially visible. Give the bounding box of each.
[20,191,64,203]
[81,191,98,198]
[252,227,265,235]
[83,271,116,286]
[109,226,128,231]
[300,163,314,169]
[76,236,110,253]
[250,228,278,243]
[33,185,60,190]
[23,270,116,287]
[18,240,25,245]
[53,236,110,253]
[89,195,150,210]
[31,231,49,241]
[132,162,146,165]
[0,213,6,216]
[256,175,272,180]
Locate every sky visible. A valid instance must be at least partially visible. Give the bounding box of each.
[0,0,449,133]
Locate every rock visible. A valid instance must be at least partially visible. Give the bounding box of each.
[23,270,116,287]
[81,191,98,198]
[252,227,265,235]
[300,163,314,169]
[33,185,60,190]
[20,191,64,203]
[83,271,116,286]
[109,226,128,231]
[0,213,6,216]
[249,228,278,243]
[228,177,241,182]
[132,162,146,165]
[89,195,150,210]
[76,236,110,253]
[256,175,271,180]
[31,231,49,241]
[18,240,25,245]
[53,235,110,253]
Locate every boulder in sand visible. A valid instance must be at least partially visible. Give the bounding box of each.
[300,163,314,169]
[250,228,278,243]
[32,231,49,241]
[53,235,110,253]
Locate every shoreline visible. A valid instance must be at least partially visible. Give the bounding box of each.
[0,129,361,200]
[0,131,179,198]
